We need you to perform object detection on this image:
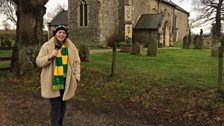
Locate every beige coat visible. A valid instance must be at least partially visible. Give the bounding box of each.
[36,37,80,101]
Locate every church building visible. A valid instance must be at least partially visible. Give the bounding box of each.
[68,0,189,47]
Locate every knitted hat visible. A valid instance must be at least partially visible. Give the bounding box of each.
[53,25,68,37]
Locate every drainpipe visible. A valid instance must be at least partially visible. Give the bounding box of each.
[158,0,161,13]
[172,6,176,41]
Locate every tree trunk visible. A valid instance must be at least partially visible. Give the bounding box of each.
[211,0,223,57]
[213,0,223,38]
[12,0,48,75]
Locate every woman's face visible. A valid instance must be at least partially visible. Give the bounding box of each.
[55,30,67,42]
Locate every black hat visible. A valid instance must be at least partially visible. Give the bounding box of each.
[53,25,68,37]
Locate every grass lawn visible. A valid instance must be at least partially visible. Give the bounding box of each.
[83,47,218,88]
[77,47,224,123]
[0,50,12,68]
[0,50,13,57]
[0,60,11,68]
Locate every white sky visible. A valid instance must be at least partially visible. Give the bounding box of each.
[45,0,68,11]
[1,0,207,34]
[171,0,208,34]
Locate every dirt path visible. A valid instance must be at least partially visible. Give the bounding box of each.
[89,49,112,54]
[0,81,149,126]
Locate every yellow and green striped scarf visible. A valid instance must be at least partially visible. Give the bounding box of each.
[53,44,68,90]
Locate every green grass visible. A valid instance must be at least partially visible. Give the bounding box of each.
[0,50,13,57]
[83,48,217,88]
[173,41,183,47]
[0,60,11,68]
[77,47,222,113]
[0,50,12,68]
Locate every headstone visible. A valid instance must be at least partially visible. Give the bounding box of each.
[79,44,89,62]
[131,42,141,55]
[211,43,220,57]
[193,35,203,49]
[200,29,203,36]
[182,35,190,49]
[147,37,157,56]
[211,37,221,57]
[201,38,209,49]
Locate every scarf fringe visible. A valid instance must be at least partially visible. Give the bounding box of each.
[53,85,65,90]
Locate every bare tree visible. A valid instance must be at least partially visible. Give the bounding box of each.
[196,0,223,37]
[176,0,223,37]
[0,0,17,25]
[2,20,11,31]
[181,0,224,37]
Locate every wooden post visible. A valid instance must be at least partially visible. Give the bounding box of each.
[111,41,117,76]
[218,46,223,92]
[218,37,224,92]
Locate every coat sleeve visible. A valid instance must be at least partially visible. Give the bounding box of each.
[73,46,81,81]
[36,43,52,68]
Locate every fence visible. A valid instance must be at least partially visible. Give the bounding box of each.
[0,47,14,71]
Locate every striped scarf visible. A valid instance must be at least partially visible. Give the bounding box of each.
[53,44,68,90]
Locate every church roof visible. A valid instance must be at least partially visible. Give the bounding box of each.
[161,0,189,16]
[134,14,164,30]
[48,10,68,26]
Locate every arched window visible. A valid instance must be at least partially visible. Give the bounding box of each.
[79,0,88,27]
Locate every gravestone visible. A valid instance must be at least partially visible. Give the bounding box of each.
[200,29,203,36]
[201,38,209,49]
[147,37,157,56]
[131,42,141,55]
[211,37,221,57]
[211,43,220,57]
[182,35,190,49]
[193,35,203,49]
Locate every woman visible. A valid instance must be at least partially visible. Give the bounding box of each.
[36,25,80,126]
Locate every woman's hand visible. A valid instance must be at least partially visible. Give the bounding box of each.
[50,50,58,57]
[48,50,58,61]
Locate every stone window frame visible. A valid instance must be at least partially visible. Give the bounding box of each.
[79,0,88,27]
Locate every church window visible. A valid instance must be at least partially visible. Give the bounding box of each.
[79,0,88,27]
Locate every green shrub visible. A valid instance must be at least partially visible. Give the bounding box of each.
[1,41,6,47]
[0,33,16,47]
[5,40,12,47]
[118,41,128,46]
[107,33,124,47]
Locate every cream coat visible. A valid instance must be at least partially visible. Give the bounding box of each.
[36,37,80,101]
